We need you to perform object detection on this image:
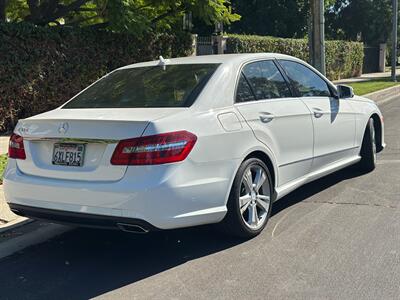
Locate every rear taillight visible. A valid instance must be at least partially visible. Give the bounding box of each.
[111,131,197,165]
[8,133,26,160]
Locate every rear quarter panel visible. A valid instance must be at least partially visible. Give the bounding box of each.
[143,107,279,206]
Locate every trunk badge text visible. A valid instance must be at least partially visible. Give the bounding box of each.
[18,126,29,134]
[58,122,69,134]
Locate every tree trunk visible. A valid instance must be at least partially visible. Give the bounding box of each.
[0,0,8,22]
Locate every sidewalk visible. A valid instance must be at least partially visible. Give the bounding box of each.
[0,136,8,155]
[0,185,20,226]
[335,67,400,84]
[0,136,22,228]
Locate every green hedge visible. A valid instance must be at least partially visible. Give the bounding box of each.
[0,23,193,133]
[226,34,364,81]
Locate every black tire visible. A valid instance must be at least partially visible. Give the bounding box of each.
[359,118,377,172]
[220,158,273,239]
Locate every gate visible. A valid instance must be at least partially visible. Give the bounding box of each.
[363,46,380,73]
[196,36,215,56]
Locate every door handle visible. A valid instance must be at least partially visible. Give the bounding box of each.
[312,108,324,118]
[259,112,274,123]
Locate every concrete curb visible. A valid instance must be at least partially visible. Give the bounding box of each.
[0,184,29,233]
[0,217,32,234]
[364,85,400,106]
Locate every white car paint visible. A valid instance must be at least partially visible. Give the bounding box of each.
[3,53,385,231]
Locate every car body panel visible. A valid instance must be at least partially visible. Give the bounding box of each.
[300,96,357,172]
[13,108,188,181]
[347,96,385,148]
[235,98,314,186]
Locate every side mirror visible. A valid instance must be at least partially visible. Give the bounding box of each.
[337,85,354,99]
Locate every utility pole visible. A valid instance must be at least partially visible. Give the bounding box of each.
[309,0,326,75]
[392,0,398,82]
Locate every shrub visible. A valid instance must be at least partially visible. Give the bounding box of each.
[0,23,193,133]
[226,34,364,81]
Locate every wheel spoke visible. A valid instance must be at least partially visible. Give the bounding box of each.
[256,195,270,211]
[243,169,253,193]
[257,194,270,201]
[254,168,266,192]
[248,204,258,226]
[240,194,252,213]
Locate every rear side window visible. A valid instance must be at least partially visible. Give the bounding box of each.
[236,73,256,102]
[63,64,220,108]
[241,62,265,100]
[258,61,292,99]
[279,60,332,97]
[236,60,291,103]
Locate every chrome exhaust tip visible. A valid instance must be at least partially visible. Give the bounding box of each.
[117,223,149,234]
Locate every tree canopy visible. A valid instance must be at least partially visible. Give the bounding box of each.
[1,0,398,47]
[218,0,397,46]
[326,0,395,45]
[222,0,336,38]
[2,0,240,35]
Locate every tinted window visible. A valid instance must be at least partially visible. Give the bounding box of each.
[63,64,219,108]
[242,62,265,100]
[236,73,256,102]
[239,61,291,101]
[258,61,291,99]
[279,60,331,97]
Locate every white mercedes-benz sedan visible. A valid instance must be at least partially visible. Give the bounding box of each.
[3,53,385,238]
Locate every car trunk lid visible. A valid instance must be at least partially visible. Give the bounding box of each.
[15,108,186,181]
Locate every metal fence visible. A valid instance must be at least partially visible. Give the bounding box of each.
[196,36,214,56]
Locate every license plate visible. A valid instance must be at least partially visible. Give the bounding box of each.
[52,143,85,167]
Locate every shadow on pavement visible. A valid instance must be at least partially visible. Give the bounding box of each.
[272,165,365,216]
[0,165,365,300]
[0,225,243,299]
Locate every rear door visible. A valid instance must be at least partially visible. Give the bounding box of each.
[234,60,314,186]
[278,60,356,172]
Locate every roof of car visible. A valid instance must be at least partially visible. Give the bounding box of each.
[119,53,298,69]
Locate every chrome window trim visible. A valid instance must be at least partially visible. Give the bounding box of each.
[277,59,337,98]
[23,137,119,144]
[233,58,293,104]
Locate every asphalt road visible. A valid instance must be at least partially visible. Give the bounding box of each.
[0,98,399,300]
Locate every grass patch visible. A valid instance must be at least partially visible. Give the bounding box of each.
[347,76,400,95]
[0,154,7,184]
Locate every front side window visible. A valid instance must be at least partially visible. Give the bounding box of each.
[236,60,291,103]
[279,60,331,97]
[63,64,220,108]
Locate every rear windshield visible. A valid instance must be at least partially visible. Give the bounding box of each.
[62,64,220,108]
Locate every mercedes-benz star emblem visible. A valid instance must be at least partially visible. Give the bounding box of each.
[58,122,69,134]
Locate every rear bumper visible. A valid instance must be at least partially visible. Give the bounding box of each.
[3,158,239,230]
[9,203,158,232]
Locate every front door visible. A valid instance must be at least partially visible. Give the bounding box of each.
[278,60,356,172]
[234,60,314,186]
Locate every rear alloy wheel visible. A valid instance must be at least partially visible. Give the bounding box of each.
[359,118,377,172]
[221,158,273,238]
